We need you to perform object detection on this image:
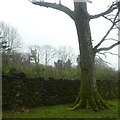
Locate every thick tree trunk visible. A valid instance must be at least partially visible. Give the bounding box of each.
[72,2,109,111]
[31,0,114,111]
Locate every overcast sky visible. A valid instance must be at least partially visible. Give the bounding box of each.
[0,0,119,69]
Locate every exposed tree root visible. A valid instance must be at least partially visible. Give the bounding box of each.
[71,91,111,112]
[71,99,86,110]
[71,94,80,108]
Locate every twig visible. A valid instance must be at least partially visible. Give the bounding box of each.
[97,52,107,58]
[102,52,120,58]
[96,55,112,65]
[103,16,113,23]
[94,10,119,51]
[104,38,119,42]
[90,2,118,19]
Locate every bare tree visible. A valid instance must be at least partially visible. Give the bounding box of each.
[28,45,41,64]
[56,46,76,65]
[0,22,21,53]
[0,22,22,69]
[54,59,72,70]
[42,45,56,66]
[28,45,56,65]
[54,59,63,71]
[30,0,120,111]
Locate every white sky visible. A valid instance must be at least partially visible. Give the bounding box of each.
[0,0,119,69]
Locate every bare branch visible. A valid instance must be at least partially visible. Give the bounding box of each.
[104,38,119,42]
[94,24,114,50]
[90,2,118,19]
[102,52,120,57]
[102,14,120,31]
[103,15,113,23]
[96,55,112,65]
[30,1,75,20]
[97,52,107,58]
[116,19,120,23]
[96,41,120,53]
[106,14,116,17]
[94,10,119,51]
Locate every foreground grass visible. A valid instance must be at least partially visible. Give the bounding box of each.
[3,99,118,118]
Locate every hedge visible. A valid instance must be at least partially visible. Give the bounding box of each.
[2,75,118,110]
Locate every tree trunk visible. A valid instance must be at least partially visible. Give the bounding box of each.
[72,2,109,111]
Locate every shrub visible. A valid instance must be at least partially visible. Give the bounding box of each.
[7,68,26,78]
[96,68,118,81]
[2,75,118,110]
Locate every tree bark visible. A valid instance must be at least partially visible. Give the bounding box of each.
[72,2,109,111]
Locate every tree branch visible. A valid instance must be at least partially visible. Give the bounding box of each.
[94,10,119,51]
[103,15,113,23]
[97,52,107,58]
[30,1,75,20]
[102,52,120,57]
[96,41,120,53]
[104,38,119,42]
[96,55,112,65]
[90,2,118,19]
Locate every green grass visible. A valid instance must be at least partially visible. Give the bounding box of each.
[3,99,118,118]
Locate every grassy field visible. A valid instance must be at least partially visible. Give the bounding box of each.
[3,99,118,119]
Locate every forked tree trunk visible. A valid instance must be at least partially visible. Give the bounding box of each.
[72,2,109,111]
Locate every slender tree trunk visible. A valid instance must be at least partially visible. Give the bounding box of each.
[72,2,109,111]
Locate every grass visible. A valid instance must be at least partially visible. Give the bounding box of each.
[3,99,118,118]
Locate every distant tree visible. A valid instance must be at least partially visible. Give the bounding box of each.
[64,59,72,69]
[28,45,41,64]
[0,22,22,69]
[42,45,56,66]
[56,46,76,64]
[54,59,72,70]
[0,29,10,53]
[0,40,10,52]
[54,59,63,71]
[54,59,73,79]
[0,22,21,53]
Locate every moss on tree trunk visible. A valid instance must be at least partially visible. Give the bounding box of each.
[71,2,109,111]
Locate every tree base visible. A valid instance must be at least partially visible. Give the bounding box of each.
[71,91,111,112]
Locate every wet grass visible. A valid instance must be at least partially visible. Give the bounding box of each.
[3,99,119,119]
